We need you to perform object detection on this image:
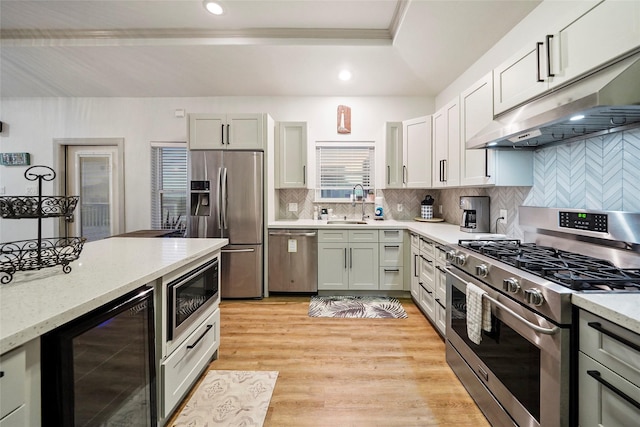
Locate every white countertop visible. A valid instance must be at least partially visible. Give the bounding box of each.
[572,293,640,335]
[269,219,505,246]
[0,237,228,354]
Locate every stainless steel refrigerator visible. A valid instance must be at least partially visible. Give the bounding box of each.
[188,150,263,298]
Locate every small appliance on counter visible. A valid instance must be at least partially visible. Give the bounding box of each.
[374,196,384,220]
[460,196,489,232]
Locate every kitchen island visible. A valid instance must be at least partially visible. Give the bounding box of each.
[0,236,227,426]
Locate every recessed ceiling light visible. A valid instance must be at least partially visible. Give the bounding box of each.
[570,114,585,121]
[338,70,352,81]
[487,142,498,147]
[204,1,224,15]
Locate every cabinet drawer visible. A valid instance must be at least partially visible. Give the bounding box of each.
[419,254,435,291]
[161,308,220,418]
[435,302,446,336]
[379,243,403,267]
[0,347,25,420]
[434,244,449,265]
[419,283,436,321]
[379,229,403,243]
[318,229,349,243]
[380,267,404,291]
[435,265,447,304]
[578,352,640,427]
[348,229,378,243]
[410,232,420,249]
[579,310,640,387]
[419,237,435,257]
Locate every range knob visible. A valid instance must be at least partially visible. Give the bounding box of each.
[446,250,457,262]
[454,254,466,266]
[476,264,489,278]
[502,278,521,294]
[524,289,544,306]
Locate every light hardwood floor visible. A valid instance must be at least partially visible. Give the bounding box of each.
[168,297,490,427]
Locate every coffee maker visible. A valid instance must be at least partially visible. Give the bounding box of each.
[460,196,490,233]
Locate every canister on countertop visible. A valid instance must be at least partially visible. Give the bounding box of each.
[421,195,434,219]
[374,196,384,220]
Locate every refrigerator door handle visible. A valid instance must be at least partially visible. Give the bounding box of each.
[221,167,229,229]
[222,248,256,253]
[216,167,223,230]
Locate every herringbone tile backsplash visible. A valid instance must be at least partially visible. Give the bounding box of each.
[277,127,638,239]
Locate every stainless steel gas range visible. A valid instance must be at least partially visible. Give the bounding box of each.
[445,206,640,427]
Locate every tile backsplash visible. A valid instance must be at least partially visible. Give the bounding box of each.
[277,126,639,240]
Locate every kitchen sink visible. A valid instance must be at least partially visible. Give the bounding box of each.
[326,220,368,225]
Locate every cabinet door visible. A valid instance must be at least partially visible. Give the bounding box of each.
[460,73,494,186]
[419,254,435,291]
[494,43,549,115]
[385,122,403,188]
[432,98,460,188]
[410,245,420,300]
[317,243,349,290]
[549,0,640,89]
[188,113,225,149]
[435,303,446,336]
[348,243,379,290]
[403,116,432,188]
[434,265,447,305]
[227,114,264,150]
[380,267,404,291]
[419,284,436,321]
[275,121,307,188]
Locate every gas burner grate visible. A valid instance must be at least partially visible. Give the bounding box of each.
[458,239,640,291]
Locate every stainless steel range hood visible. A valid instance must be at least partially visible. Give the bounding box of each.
[467,54,640,149]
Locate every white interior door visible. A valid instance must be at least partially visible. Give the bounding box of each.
[66,146,121,241]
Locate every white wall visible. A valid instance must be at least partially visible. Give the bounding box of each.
[0,96,432,241]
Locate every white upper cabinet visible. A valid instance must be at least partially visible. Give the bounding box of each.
[461,72,534,186]
[432,97,460,188]
[275,121,307,189]
[188,113,264,150]
[494,0,640,114]
[384,117,432,189]
[403,116,432,188]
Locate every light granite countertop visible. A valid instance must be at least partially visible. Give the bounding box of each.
[571,293,640,335]
[269,219,505,246]
[0,237,228,354]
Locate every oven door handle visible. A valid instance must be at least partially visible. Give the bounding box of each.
[446,268,560,336]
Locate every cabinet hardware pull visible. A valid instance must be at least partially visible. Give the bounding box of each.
[587,322,640,353]
[420,255,432,263]
[344,248,347,269]
[226,124,230,144]
[0,371,4,378]
[536,41,544,82]
[442,159,447,182]
[302,165,306,184]
[384,269,400,272]
[546,34,555,77]
[414,254,418,277]
[221,124,225,144]
[350,248,353,269]
[587,370,640,411]
[484,149,491,178]
[187,324,213,350]
[436,265,446,273]
[385,245,400,248]
[387,165,390,185]
[611,117,627,126]
[402,165,407,184]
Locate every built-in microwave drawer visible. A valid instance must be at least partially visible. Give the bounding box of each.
[161,307,220,418]
[0,346,25,420]
[579,309,640,387]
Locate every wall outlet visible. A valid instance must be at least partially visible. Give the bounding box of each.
[397,203,403,212]
[26,185,37,195]
[499,209,508,223]
[288,202,298,212]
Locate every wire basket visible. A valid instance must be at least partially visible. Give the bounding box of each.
[0,196,79,219]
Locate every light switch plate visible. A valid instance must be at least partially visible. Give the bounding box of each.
[288,203,298,212]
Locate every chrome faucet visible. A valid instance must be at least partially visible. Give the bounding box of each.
[352,184,368,221]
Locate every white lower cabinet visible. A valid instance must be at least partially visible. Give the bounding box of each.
[409,233,420,300]
[578,309,640,427]
[318,230,379,290]
[161,308,220,419]
[419,281,436,321]
[0,347,25,421]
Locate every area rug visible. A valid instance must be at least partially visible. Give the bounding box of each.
[308,295,408,318]
[171,370,278,427]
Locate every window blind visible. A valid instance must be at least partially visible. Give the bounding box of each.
[150,145,187,230]
[316,145,374,200]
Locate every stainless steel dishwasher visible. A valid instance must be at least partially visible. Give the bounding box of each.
[268,229,317,293]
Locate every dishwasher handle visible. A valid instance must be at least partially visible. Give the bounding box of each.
[269,231,317,237]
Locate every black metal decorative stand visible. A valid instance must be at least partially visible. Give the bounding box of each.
[0,165,86,284]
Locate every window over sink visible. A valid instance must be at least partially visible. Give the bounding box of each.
[315,142,375,202]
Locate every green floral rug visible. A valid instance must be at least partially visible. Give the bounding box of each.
[308,295,408,318]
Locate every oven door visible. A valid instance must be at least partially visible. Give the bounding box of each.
[167,257,219,342]
[445,267,571,427]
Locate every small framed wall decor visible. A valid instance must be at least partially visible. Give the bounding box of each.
[1,152,31,166]
[337,105,351,134]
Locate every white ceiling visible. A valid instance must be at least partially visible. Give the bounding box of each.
[0,0,540,98]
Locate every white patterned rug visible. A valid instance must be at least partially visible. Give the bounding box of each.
[308,295,408,318]
[171,370,278,427]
